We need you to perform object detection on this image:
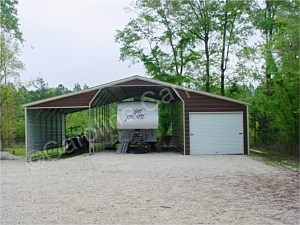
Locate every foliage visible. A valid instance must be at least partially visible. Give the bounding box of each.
[116,0,299,155]
[0,0,24,150]
[115,0,197,85]
[249,0,299,154]
[251,148,299,170]
[65,111,89,137]
[0,0,23,41]
[158,102,172,136]
[214,0,252,95]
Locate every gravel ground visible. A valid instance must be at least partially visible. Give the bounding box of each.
[0,151,299,225]
[0,152,24,160]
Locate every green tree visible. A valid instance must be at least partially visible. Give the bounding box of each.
[266,0,299,153]
[14,85,27,142]
[116,0,254,93]
[175,0,214,91]
[0,0,24,85]
[73,83,82,92]
[252,0,280,92]
[115,0,196,84]
[247,0,299,153]
[1,83,17,146]
[0,0,23,41]
[28,77,49,100]
[0,0,24,150]
[216,0,252,96]
[56,84,71,96]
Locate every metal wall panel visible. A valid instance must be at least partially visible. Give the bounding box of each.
[171,99,184,153]
[26,109,65,153]
[175,89,248,155]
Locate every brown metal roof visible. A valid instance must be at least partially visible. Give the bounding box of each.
[24,75,248,109]
[26,89,99,108]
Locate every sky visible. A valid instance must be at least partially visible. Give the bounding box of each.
[17,0,146,89]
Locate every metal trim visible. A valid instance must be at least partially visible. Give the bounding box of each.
[25,108,28,161]
[88,107,92,155]
[25,106,89,109]
[89,88,102,107]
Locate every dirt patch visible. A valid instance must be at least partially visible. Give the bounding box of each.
[1,152,299,224]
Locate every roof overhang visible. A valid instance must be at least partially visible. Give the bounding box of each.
[24,75,249,110]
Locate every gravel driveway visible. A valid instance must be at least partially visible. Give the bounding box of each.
[1,152,299,225]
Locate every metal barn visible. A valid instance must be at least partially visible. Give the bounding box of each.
[24,75,249,159]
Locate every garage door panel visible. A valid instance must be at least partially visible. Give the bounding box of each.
[190,113,243,155]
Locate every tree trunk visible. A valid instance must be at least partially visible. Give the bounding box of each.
[220,0,228,96]
[204,36,210,92]
[220,69,225,96]
[264,0,277,95]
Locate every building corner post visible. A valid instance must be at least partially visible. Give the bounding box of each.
[88,106,92,155]
[247,105,250,156]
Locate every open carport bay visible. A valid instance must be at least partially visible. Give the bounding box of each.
[1,153,299,225]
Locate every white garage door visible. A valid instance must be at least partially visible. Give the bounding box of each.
[190,113,244,155]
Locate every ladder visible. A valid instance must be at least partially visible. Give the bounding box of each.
[116,142,129,154]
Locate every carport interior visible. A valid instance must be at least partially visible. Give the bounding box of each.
[89,85,184,154]
[25,84,185,159]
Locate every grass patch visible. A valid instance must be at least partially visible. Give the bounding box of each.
[29,148,91,161]
[250,147,299,170]
[3,146,26,156]
[4,145,93,161]
[29,148,65,161]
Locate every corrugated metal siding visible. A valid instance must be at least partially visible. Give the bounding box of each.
[27,90,99,108]
[26,109,65,153]
[171,99,184,153]
[175,89,248,155]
